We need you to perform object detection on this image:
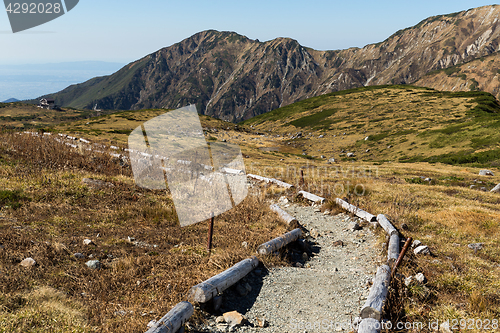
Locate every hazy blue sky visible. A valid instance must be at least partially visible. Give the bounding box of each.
[0,1,498,65]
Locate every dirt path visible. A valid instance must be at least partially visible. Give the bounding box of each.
[195,203,381,333]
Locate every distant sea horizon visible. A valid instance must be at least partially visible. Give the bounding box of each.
[0,61,124,102]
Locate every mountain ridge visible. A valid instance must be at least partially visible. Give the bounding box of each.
[41,5,500,122]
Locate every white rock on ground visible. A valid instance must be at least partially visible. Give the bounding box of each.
[20,257,36,268]
[479,169,494,176]
[415,272,427,283]
[414,245,431,255]
[491,183,500,193]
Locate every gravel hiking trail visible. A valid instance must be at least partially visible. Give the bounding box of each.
[195,203,381,333]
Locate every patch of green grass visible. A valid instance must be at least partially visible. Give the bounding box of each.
[286,108,337,128]
[0,189,29,210]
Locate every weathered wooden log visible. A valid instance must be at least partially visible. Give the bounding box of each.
[335,198,376,222]
[387,233,399,266]
[257,228,303,255]
[297,190,325,204]
[246,174,294,189]
[269,204,297,225]
[357,318,381,333]
[188,256,259,303]
[491,183,500,193]
[145,301,193,333]
[360,265,391,320]
[376,214,398,236]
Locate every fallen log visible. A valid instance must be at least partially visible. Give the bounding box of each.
[357,318,381,333]
[188,256,259,303]
[387,233,399,266]
[376,214,398,236]
[297,190,325,204]
[145,301,193,333]
[335,198,376,222]
[269,204,297,225]
[360,265,391,321]
[257,228,303,255]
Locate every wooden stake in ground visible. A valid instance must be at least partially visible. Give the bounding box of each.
[207,213,215,254]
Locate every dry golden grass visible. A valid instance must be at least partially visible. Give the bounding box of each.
[0,131,289,333]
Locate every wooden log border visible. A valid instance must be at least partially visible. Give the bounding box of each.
[297,190,325,204]
[188,256,259,303]
[247,174,294,189]
[145,301,193,333]
[270,204,298,224]
[335,198,376,222]
[360,265,391,321]
[257,228,303,255]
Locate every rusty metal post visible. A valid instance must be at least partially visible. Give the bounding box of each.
[391,237,412,278]
[300,169,304,186]
[207,213,215,254]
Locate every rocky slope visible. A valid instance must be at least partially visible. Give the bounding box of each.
[44,5,500,122]
[416,52,500,99]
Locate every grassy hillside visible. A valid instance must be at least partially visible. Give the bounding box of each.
[0,102,101,129]
[242,85,500,167]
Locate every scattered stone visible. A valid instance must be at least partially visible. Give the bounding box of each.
[404,276,413,286]
[365,149,370,153]
[468,243,483,251]
[323,210,331,215]
[223,311,246,326]
[73,253,85,259]
[320,155,326,159]
[318,135,324,139]
[414,245,431,255]
[424,177,432,182]
[256,317,268,328]
[470,185,476,189]
[401,223,409,230]
[364,136,370,141]
[328,158,335,163]
[216,316,225,323]
[479,169,494,176]
[20,257,36,268]
[81,178,114,189]
[346,152,355,157]
[278,196,289,205]
[310,228,320,238]
[387,145,393,149]
[491,183,500,193]
[241,241,248,249]
[127,236,135,242]
[415,273,427,283]
[83,239,95,246]
[480,187,487,191]
[86,260,102,270]
[349,222,362,231]
[332,240,344,247]
[313,207,321,213]
[412,240,422,248]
